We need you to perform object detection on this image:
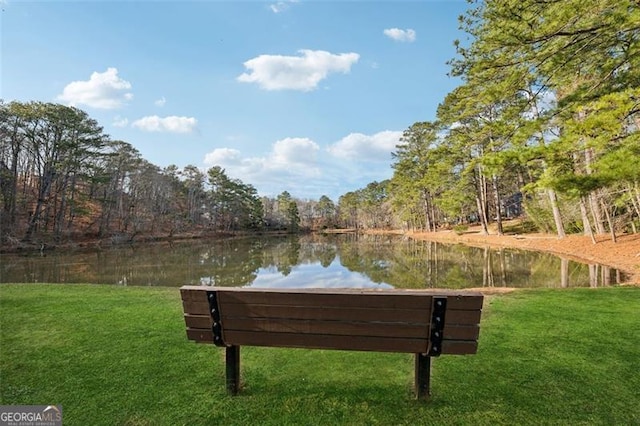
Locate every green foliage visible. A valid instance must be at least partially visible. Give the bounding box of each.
[382,0,640,236]
[522,197,555,233]
[595,137,640,184]
[452,224,469,235]
[502,219,539,234]
[287,200,300,231]
[208,166,264,231]
[316,195,337,228]
[337,182,393,229]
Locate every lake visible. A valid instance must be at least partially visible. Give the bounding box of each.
[0,233,625,288]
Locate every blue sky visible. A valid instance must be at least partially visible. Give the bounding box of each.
[1,0,470,201]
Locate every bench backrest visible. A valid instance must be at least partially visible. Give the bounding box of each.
[180,286,483,355]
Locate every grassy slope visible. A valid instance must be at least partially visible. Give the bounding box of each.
[1,284,638,425]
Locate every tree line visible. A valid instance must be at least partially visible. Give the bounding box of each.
[343,0,639,241]
[0,100,342,246]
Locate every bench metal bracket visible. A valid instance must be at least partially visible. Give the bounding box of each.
[207,291,225,347]
[428,297,447,357]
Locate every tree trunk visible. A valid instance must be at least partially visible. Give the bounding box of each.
[476,168,489,235]
[476,195,489,235]
[0,159,16,226]
[601,199,617,243]
[492,174,504,235]
[66,174,78,233]
[23,167,55,242]
[54,190,67,241]
[579,196,597,244]
[583,148,606,234]
[548,189,565,238]
[4,121,23,228]
[628,185,640,230]
[589,192,606,234]
[54,174,71,241]
[422,190,432,233]
[430,198,438,232]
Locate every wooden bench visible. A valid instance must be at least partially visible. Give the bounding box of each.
[180,285,483,399]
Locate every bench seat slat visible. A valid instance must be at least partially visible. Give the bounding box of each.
[219,291,433,310]
[183,301,481,326]
[185,323,479,343]
[217,307,480,326]
[217,290,483,310]
[220,304,431,324]
[180,288,208,302]
[437,295,483,311]
[441,340,478,355]
[440,309,482,325]
[186,328,215,343]
[189,330,478,354]
[182,300,211,315]
[185,315,480,340]
[180,286,483,310]
[223,317,429,338]
[224,330,429,353]
[184,314,212,329]
[444,324,480,340]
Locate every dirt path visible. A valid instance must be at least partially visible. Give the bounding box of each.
[405,229,640,286]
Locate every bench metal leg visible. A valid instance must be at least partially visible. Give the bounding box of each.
[226,345,240,395]
[415,353,431,399]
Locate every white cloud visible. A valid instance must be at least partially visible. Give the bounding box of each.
[204,137,319,170]
[57,67,133,109]
[383,28,417,43]
[237,49,360,91]
[201,132,400,200]
[131,115,197,133]
[272,137,319,165]
[112,116,129,128]
[203,137,322,196]
[269,0,298,13]
[154,96,166,107]
[204,148,242,166]
[327,130,403,161]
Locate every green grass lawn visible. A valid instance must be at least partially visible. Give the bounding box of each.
[1,284,638,425]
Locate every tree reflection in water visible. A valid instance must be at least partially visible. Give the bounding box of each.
[0,234,627,288]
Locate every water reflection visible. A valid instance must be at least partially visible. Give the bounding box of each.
[0,233,627,288]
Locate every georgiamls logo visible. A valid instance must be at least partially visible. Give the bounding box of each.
[0,404,63,424]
